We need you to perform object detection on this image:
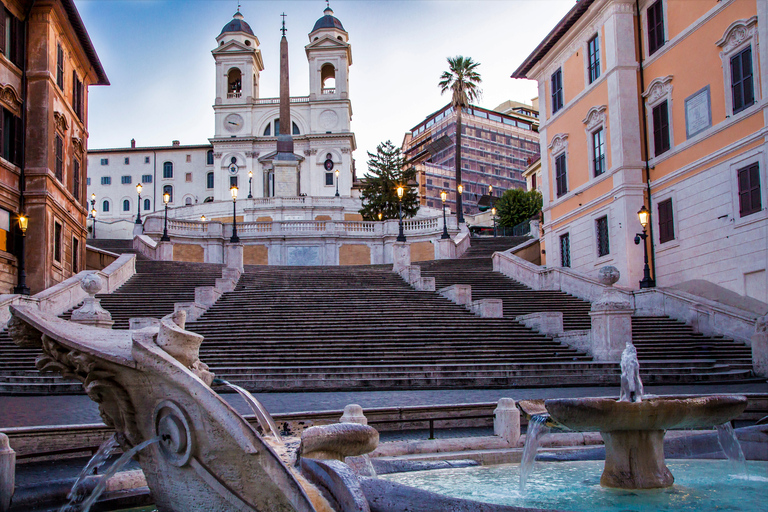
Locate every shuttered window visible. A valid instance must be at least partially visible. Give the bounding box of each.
[55,135,64,182]
[652,100,670,156]
[592,128,605,177]
[731,47,755,114]
[555,153,567,197]
[73,158,81,202]
[647,0,665,55]
[738,163,761,218]
[657,198,674,243]
[56,43,65,89]
[551,69,563,114]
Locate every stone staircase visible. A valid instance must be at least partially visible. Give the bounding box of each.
[87,238,151,261]
[460,236,530,258]
[417,258,756,384]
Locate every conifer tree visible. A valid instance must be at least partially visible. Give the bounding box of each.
[495,188,543,227]
[359,141,419,221]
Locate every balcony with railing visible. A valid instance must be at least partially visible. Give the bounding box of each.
[227,91,242,99]
[321,88,336,95]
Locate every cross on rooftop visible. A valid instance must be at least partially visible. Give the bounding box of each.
[280,12,287,36]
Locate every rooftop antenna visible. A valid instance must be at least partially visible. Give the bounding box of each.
[280,12,287,36]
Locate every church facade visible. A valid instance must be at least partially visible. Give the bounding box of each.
[87,7,356,224]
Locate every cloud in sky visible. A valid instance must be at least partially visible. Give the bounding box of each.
[76,0,574,171]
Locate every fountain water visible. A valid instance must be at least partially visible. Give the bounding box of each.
[518,415,550,491]
[60,435,120,511]
[715,422,747,475]
[214,378,283,444]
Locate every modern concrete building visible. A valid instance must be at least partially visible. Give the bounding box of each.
[87,6,357,228]
[0,0,107,294]
[401,101,540,217]
[513,0,767,303]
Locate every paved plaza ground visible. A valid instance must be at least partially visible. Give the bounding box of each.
[2,382,767,429]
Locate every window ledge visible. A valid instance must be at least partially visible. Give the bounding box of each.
[593,254,614,267]
[656,240,680,253]
[733,209,767,229]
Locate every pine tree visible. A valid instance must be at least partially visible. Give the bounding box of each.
[359,141,419,221]
[495,189,543,227]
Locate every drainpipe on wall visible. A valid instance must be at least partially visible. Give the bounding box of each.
[635,0,657,286]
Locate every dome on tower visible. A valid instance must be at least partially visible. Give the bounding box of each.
[312,7,345,32]
[220,11,254,37]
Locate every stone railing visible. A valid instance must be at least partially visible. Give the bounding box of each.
[254,96,310,105]
[0,253,136,327]
[492,250,759,344]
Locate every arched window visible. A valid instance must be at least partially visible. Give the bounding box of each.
[207,172,214,189]
[163,185,173,203]
[143,198,151,211]
[227,68,242,98]
[268,118,300,136]
[263,123,271,136]
[206,150,214,165]
[204,196,214,203]
[163,161,173,179]
[293,121,300,135]
[123,199,130,211]
[321,63,336,93]
[102,200,110,212]
[185,197,193,206]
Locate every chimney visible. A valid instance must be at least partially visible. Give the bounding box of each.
[172,140,181,147]
[131,138,136,148]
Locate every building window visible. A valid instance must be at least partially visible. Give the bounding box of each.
[163,161,173,178]
[551,68,563,114]
[229,176,238,188]
[72,237,79,273]
[596,216,610,257]
[142,174,152,183]
[186,154,191,163]
[144,156,150,164]
[73,158,80,202]
[144,198,151,211]
[72,71,83,120]
[163,185,173,202]
[102,200,110,212]
[325,172,334,186]
[122,199,130,211]
[185,172,192,182]
[738,163,761,218]
[101,158,109,165]
[124,157,130,165]
[207,150,214,165]
[0,108,22,166]
[87,177,91,186]
[560,233,570,268]
[652,100,671,156]
[658,198,674,243]
[185,197,192,205]
[555,153,567,197]
[53,221,62,263]
[587,35,600,84]
[0,8,25,68]
[206,172,214,189]
[592,128,605,176]
[56,43,64,89]
[121,175,132,185]
[647,0,665,56]
[731,47,755,114]
[54,135,63,182]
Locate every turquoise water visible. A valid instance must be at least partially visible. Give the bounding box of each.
[381,460,768,512]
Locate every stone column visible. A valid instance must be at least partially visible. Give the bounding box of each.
[437,238,455,260]
[589,266,633,361]
[752,315,768,378]
[494,398,520,446]
[0,433,14,512]
[157,241,173,261]
[71,274,114,329]
[392,242,410,273]
[225,243,244,273]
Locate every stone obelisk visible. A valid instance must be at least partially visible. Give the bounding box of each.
[274,13,299,197]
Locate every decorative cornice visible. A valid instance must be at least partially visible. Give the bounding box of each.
[642,75,673,104]
[548,133,569,154]
[72,136,85,156]
[54,111,69,133]
[341,148,350,154]
[213,152,223,158]
[582,105,607,130]
[0,83,21,115]
[716,16,757,53]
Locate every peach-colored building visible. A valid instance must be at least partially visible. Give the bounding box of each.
[513,0,767,303]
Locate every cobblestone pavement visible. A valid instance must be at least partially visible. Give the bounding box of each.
[2,382,767,429]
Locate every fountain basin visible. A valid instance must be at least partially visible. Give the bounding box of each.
[543,396,748,489]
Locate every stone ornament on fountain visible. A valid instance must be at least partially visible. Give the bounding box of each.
[619,342,644,403]
[154,310,214,386]
[71,273,114,329]
[751,313,768,378]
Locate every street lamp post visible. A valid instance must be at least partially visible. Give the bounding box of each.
[396,185,406,242]
[378,212,383,221]
[634,205,655,289]
[335,169,340,197]
[248,170,253,199]
[90,193,96,239]
[492,207,497,238]
[14,214,29,295]
[230,185,240,243]
[457,184,464,224]
[135,183,143,224]
[440,190,450,239]
[160,193,171,241]
[488,184,493,196]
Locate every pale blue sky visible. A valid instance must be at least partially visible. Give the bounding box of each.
[75,0,574,164]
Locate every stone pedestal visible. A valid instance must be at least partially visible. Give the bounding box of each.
[225,243,244,273]
[471,298,504,318]
[438,284,472,306]
[132,223,144,237]
[437,238,455,260]
[157,241,173,261]
[516,312,564,336]
[273,159,299,198]
[71,274,114,329]
[589,267,632,361]
[493,398,520,446]
[0,433,14,512]
[392,242,410,273]
[752,315,768,377]
[601,430,672,489]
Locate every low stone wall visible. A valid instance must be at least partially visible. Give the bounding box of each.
[85,245,119,271]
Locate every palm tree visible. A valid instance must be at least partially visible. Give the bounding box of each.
[439,56,482,223]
